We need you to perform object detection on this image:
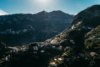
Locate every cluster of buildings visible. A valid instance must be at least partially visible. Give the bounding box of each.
[0,29,29,34]
[91,36,100,39]
[70,21,94,31]
[49,51,98,67]
[2,55,10,61]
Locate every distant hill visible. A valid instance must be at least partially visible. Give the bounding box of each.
[0,10,74,46]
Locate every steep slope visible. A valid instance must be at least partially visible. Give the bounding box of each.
[58,5,100,47]
[70,5,100,28]
[85,25,100,52]
[0,11,74,46]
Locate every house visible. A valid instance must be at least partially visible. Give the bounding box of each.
[90,52,96,56]
[52,46,55,48]
[37,43,40,47]
[6,55,10,60]
[58,58,63,62]
[54,59,57,61]
[71,25,75,30]
[70,40,73,42]
[29,43,38,50]
[70,40,75,44]
[64,48,69,51]
[64,46,71,51]
[59,46,62,50]
[76,21,82,26]
[41,50,45,53]
[92,36,96,39]
[10,50,12,53]
[40,45,43,47]
[50,62,57,67]
[5,57,8,61]
[92,36,100,39]
[46,39,52,43]
[33,46,38,50]
[56,35,60,38]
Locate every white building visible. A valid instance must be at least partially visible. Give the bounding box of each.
[52,46,55,48]
[64,46,71,51]
[5,56,8,61]
[54,59,57,61]
[76,21,82,26]
[58,58,63,62]
[90,52,96,56]
[33,46,38,50]
[70,40,75,44]
[37,43,40,47]
[41,50,45,53]
[71,25,75,30]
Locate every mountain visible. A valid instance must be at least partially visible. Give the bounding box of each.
[45,5,100,67]
[70,5,100,28]
[58,5,100,47]
[1,5,100,67]
[0,11,74,46]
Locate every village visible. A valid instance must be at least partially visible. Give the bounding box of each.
[0,33,99,67]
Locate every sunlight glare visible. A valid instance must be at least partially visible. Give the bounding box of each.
[36,0,52,6]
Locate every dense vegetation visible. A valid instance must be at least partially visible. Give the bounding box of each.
[85,25,100,52]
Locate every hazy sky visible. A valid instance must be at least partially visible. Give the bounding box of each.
[0,0,100,15]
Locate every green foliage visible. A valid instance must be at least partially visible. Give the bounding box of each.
[85,25,100,51]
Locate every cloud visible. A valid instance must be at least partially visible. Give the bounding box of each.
[0,9,8,15]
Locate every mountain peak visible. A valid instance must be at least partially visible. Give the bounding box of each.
[85,4,100,11]
[69,4,100,29]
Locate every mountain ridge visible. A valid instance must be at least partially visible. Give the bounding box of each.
[0,10,74,46]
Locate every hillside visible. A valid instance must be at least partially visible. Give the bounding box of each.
[1,5,100,67]
[85,25,100,52]
[57,5,100,47]
[0,11,74,46]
